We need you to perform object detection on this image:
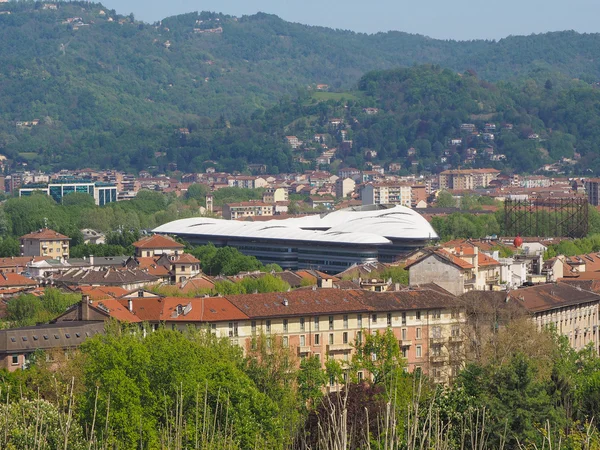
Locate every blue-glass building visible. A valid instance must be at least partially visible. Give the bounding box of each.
[19,180,117,206]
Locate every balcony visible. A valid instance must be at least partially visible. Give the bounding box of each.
[327,343,352,352]
[449,335,463,343]
[430,337,445,345]
[298,346,311,355]
[62,243,68,248]
[463,277,476,285]
[430,355,447,363]
[399,340,413,347]
[485,274,500,283]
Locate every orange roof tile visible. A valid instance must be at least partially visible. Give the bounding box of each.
[0,273,38,288]
[132,234,185,249]
[20,228,70,241]
[478,253,500,266]
[93,299,142,322]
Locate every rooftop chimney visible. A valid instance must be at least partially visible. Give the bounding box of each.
[128,299,133,313]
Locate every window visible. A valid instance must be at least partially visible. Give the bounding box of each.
[388,313,393,327]
[357,314,362,328]
[181,266,185,271]
[432,326,442,339]
[329,333,334,345]
[300,317,305,331]
[416,345,422,357]
[451,309,459,319]
[314,316,320,331]
[283,336,289,347]
[401,328,407,340]
[43,335,49,340]
[11,355,18,365]
[22,336,28,342]
[315,334,320,345]
[251,320,257,335]
[402,347,408,358]
[329,316,334,330]
[33,336,38,341]
[65,334,70,338]
[451,325,460,337]
[343,332,348,344]
[54,334,59,339]
[432,344,442,356]
[372,314,377,324]
[416,311,421,320]
[10,337,15,343]
[358,372,363,382]
[266,320,271,334]
[432,310,441,319]
[343,315,348,329]
[228,322,238,337]
[416,327,422,339]
[300,335,306,346]
[283,319,288,333]
[401,312,406,325]
[357,331,362,344]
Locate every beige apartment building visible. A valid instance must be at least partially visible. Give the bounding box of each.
[132,234,185,258]
[407,245,501,295]
[20,228,70,261]
[361,183,412,207]
[262,187,288,203]
[50,288,466,385]
[439,169,500,190]
[223,201,274,220]
[514,283,600,352]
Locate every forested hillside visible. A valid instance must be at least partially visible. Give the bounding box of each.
[2,1,600,173]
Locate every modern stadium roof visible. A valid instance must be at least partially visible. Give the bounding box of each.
[153,204,438,246]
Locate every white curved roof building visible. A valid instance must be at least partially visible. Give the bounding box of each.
[154,204,438,273]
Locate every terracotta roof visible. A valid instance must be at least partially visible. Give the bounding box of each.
[134,257,172,277]
[78,286,129,300]
[54,267,159,286]
[179,275,215,293]
[405,249,473,270]
[0,273,38,288]
[225,289,371,318]
[509,283,600,313]
[335,262,390,278]
[0,256,48,268]
[132,234,185,249]
[122,296,247,322]
[478,253,500,267]
[359,289,460,311]
[20,228,70,241]
[92,299,142,322]
[170,253,200,264]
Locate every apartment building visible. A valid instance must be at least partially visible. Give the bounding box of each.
[132,234,185,258]
[509,283,600,353]
[406,245,501,295]
[336,177,356,198]
[262,187,288,203]
[439,169,500,190]
[223,201,274,220]
[50,288,465,385]
[361,183,412,207]
[20,228,71,261]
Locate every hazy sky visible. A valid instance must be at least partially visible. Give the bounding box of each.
[99,0,599,40]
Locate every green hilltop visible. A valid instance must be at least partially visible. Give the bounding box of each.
[1,1,600,173]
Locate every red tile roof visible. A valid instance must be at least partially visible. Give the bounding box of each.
[478,253,500,267]
[509,283,600,313]
[93,299,142,322]
[78,286,129,301]
[132,234,185,249]
[0,273,38,288]
[20,228,70,240]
